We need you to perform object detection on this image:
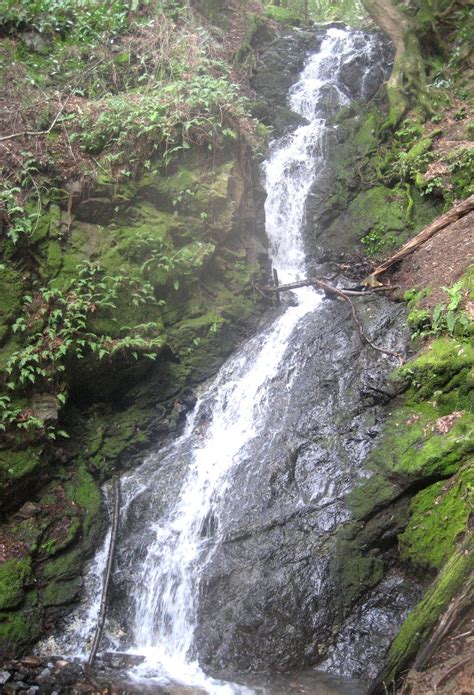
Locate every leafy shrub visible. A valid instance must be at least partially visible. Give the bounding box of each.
[0,263,166,439]
[408,280,472,342]
[0,0,131,42]
[73,74,254,167]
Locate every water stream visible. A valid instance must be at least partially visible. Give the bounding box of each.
[44,28,392,694]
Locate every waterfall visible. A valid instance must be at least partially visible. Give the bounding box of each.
[45,27,389,694]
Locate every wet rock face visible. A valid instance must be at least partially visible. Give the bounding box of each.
[318,574,420,680]
[192,26,409,676]
[195,294,413,673]
[337,31,393,103]
[251,30,313,107]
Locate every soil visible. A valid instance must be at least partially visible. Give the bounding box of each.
[389,210,474,309]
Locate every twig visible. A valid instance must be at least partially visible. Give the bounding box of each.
[434,655,474,690]
[88,476,121,667]
[339,288,403,362]
[262,276,403,362]
[0,92,74,142]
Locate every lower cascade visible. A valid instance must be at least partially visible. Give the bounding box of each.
[43,27,409,693]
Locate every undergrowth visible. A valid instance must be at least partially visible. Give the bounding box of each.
[0,263,166,441]
[405,272,473,343]
[0,0,263,247]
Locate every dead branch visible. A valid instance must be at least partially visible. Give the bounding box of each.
[0,92,74,142]
[88,475,121,667]
[264,277,398,296]
[262,276,402,361]
[364,194,474,285]
[0,58,105,143]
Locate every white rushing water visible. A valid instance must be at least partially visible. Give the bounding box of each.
[47,28,384,694]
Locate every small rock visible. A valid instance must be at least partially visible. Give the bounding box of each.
[20,656,41,667]
[2,684,21,693]
[37,667,51,681]
[0,671,11,685]
[13,503,42,521]
[53,661,84,685]
[101,651,146,669]
[54,659,69,668]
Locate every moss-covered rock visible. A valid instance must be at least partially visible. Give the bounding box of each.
[0,447,44,513]
[0,559,32,610]
[399,463,473,571]
[41,577,83,607]
[264,5,302,27]
[0,266,24,344]
[379,538,474,687]
[323,184,439,256]
[0,607,42,659]
[347,329,473,687]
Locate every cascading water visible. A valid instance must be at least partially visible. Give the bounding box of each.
[46,28,395,694]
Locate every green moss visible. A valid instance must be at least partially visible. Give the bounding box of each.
[41,577,82,607]
[83,404,153,477]
[381,539,474,685]
[370,404,473,480]
[0,607,42,657]
[65,464,101,538]
[45,239,63,276]
[0,447,43,502]
[353,114,379,154]
[41,544,83,582]
[264,6,301,26]
[350,336,473,523]
[399,464,473,570]
[0,266,24,343]
[331,185,406,251]
[406,137,433,162]
[398,337,474,405]
[0,558,32,610]
[9,518,44,555]
[349,473,402,521]
[334,552,384,611]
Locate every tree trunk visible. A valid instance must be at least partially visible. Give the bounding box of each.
[361,0,432,126]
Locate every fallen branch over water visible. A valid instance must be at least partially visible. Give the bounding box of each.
[263,275,402,362]
[264,277,397,296]
[88,475,121,667]
[364,193,474,285]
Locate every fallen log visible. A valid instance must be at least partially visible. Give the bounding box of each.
[364,193,474,286]
[88,475,121,667]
